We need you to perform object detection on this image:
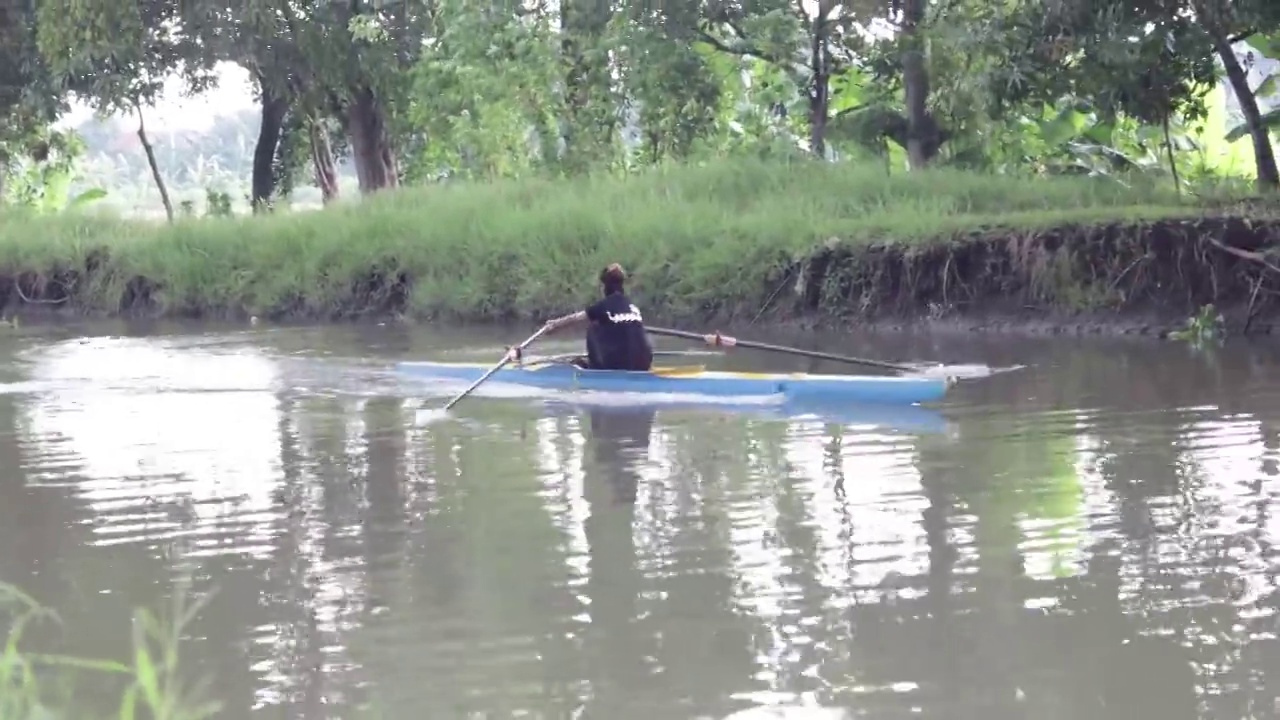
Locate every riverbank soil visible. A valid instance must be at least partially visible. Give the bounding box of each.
[770,214,1280,337]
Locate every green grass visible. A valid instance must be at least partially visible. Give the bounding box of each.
[0,582,219,720]
[0,157,1218,321]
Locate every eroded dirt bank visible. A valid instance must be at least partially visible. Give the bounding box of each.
[2,215,1280,336]
[753,215,1280,336]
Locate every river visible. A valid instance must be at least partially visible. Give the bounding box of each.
[0,320,1277,719]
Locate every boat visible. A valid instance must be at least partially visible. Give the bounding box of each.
[395,359,953,406]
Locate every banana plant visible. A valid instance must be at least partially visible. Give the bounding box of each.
[3,133,108,213]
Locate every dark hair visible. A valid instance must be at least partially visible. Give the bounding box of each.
[599,263,626,293]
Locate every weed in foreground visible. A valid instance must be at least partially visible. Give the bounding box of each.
[0,581,219,720]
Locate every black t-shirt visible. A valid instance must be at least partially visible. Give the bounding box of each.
[584,292,653,371]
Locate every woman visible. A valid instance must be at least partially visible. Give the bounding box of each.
[535,263,654,371]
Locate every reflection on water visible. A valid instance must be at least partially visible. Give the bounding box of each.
[2,324,1280,719]
[19,337,282,555]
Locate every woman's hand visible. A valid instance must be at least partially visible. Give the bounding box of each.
[539,310,585,335]
[704,332,736,347]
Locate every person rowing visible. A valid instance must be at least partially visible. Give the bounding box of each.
[507,263,733,371]
[510,263,652,370]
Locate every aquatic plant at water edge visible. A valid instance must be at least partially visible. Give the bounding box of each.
[1168,304,1226,346]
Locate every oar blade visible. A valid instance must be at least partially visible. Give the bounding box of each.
[416,326,549,421]
[414,407,450,426]
[904,362,1027,380]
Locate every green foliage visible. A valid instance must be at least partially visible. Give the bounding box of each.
[2,0,1277,214]
[1168,303,1226,346]
[3,129,108,213]
[951,97,1221,185]
[177,190,236,219]
[1226,108,1280,143]
[611,15,736,164]
[0,0,65,156]
[34,0,215,113]
[407,0,563,181]
[46,112,359,214]
[203,189,232,217]
[390,0,1277,187]
[0,581,218,720]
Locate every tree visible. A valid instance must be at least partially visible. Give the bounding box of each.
[898,0,932,168]
[919,0,1214,184]
[35,0,218,220]
[678,0,955,165]
[559,0,625,169]
[15,0,1271,214]
[182,0,298,210]
[407,0,563,180]
[303,0,425,193]
[181,0,334,209]
[222,0,429,194]
[689,0,842,158]
[1192,0,1280,188]
[615,10,735,164]
[0,0,66,200]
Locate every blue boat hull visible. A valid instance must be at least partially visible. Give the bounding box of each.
[539,395,950,434]
[396,360,951,406]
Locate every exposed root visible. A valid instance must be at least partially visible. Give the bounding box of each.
[120,276,159,313]
[750,264,795,326]
[1207,236,1280,275]
[13,280,67,305]
[4,271,73,306]
[340,269,410,319]
[764,215,1280,335]
[1244,274,1265,335]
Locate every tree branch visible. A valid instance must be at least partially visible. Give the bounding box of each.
[694,24,782,65]
[1229,29,1257,44]
[832,102,870,119]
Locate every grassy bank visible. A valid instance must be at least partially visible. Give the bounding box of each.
[0,157,1274,329]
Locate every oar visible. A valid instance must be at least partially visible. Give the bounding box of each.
[424,326,549,420]
[646,326,927,374]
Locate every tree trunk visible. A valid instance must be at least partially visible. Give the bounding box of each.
[808,3,831,159]
[1162,113,1181,195]
[344,85,399,194]
[133,101,174,222]
[1215,36,1280,189]
[252,84,289,212]
[559,0,613,169]
[308,118,339,205]
[901,0,931,170]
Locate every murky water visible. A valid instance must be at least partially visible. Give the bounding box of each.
[2,320,1280,719]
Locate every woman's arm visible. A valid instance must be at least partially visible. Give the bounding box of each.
[542,310,588,333]
[505,310,592,362]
